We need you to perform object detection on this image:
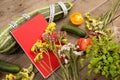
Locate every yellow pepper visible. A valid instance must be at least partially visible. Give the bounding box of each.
[70,12,84,25]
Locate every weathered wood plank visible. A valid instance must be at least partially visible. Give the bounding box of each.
[0,0,119,80]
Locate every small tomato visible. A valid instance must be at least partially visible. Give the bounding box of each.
[77,38,92,51]
[70,12,84,25]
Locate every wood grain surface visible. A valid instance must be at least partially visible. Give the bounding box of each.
[0,0,119,80]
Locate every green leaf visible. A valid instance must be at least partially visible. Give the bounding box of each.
[87,70,92,76]
[93,46,99,54]
[86,45,91,54]
[94,68,99,74]
[110,64,116,70]
[102,47,108,54]
[102,71,106,76]
[90,58,100,66]
[98,61,103,65]
[103,66,108,72]
[98,65,102,70]
[88,64,92,69]
[113,77,120,80]
[110,70,117,77]
[102,55,106,60]
[103,59,109,65]
[108,56,113,63]
[105,72,109,78]
[113,53,119,60]
[98,41,104,46]
[86,53,90,58]
[79,58,84,67]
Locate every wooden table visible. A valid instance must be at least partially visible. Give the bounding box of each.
[0,0,120,80]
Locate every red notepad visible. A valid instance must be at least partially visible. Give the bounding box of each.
[11,14,60,78]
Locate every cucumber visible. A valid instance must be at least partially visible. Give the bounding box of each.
[61,25,87,37]
[0,2,73,54]
[0,60,21,73]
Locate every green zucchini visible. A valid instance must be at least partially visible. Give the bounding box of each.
[0,2,73,54]
[0,60,21,73]
[61,25,87,37]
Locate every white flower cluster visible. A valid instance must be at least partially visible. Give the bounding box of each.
[61,43,75,51]
[73,51,83,56]
[58,43,83,64]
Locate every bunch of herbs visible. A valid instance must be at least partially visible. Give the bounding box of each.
[86,34,120,80]
[84,0,120,80]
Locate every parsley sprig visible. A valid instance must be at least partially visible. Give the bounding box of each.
[84,0,120,80]
[86,35,120,80]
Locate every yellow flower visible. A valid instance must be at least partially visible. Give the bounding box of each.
[61,39,68,44]
[45,22,56,34]
[18,72,30,80]
[35,40,43,48]
[5,74,16,80]
[31,40,43,53]
[110,33,114,39]
[31,45,37,52]
[56,44,62,49]
[34,52,43,62]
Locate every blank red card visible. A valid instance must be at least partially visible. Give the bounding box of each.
[11,14,60,78]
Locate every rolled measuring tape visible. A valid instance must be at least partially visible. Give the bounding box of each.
[58,1,68,17]
[49,2,68,23]
[22,13,31,20]
[9,21,18,28]
[49,4,55,23]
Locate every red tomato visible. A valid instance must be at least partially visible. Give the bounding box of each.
[77,38,92,51]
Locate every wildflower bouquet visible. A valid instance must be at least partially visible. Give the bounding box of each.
[31,22,83,80]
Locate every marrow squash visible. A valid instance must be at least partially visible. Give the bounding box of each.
[0,2,73,54]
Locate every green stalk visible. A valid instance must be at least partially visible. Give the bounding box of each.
[57,40,71,80]
[100,0,120,28]
[44,49,55,80]
[73,56,79,80]
[69,48,79,80]
[52,44,69,80]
